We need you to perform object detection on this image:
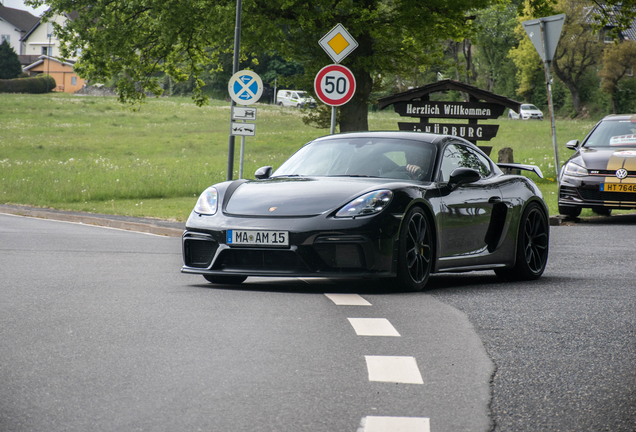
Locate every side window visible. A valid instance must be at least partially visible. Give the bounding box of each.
[465,146,492,178]
[440,144,492,182]
[440,144,462,182]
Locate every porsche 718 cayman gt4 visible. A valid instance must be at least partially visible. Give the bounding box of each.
[182,131,549,291]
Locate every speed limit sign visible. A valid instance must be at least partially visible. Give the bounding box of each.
[314,64,356,106]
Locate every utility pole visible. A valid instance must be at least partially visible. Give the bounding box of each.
[226,0,242,181]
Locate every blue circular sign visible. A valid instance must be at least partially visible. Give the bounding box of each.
[228,70,263,105]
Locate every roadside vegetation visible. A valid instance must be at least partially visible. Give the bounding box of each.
[2,93,625,221]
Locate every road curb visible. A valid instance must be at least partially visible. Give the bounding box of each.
[549,215,567,226]
[0,204,184,237]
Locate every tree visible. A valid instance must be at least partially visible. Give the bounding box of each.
[509,0,548,102]
[599,41,636,113]
[550,0,603,115]
[27,0,502,131]
[473,3,519,93]
[524,0,636,36]
[510,0,603,114]
[0,39,23,80]
[588,0,636,37]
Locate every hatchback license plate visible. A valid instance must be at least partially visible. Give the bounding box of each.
[601,183,636,193]
[227,230,289,246]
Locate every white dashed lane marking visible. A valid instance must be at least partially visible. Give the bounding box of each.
[325,293,429,430]
[365,355,424,384]
[347,318,400,337]
[325,293,372,306]
[359,416,430,432]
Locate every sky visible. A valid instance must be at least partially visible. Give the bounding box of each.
[2,0,47,16]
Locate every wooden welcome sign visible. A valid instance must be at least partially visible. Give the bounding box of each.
[378,80,522,154]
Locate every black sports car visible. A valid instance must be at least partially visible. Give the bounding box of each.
[182,131,549,291]
[559,114,636,217]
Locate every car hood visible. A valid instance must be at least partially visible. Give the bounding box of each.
[224,177,401,217]
[579,147,636,170]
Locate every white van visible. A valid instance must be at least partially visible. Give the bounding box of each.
[276,90,316,108]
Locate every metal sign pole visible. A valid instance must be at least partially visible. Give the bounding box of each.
[239,124,246,179]
[523,14,564,179]
[226,0,242,181]
[540,20,560,178]
[330,106,336,134]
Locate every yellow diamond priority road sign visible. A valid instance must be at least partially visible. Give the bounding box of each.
[319,23,358,64]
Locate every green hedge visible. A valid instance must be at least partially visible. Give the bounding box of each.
[0,75,57,94]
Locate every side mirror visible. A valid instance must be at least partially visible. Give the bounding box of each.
[566,139,579,150]
[448,167,481,188]
[254,166,273,179]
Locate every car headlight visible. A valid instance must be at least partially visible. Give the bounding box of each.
[194,187,218,215]
[335,190,393,218]
[563,161,588,177]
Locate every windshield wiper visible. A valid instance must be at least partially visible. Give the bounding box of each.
[330,174,378,178]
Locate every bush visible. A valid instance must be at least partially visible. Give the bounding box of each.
[614,77,636,114]
[0,75,57,93]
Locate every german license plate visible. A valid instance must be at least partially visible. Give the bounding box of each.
[226,230,289,246]
[601,183,636,192]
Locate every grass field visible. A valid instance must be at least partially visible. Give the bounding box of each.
[0,92,611,221]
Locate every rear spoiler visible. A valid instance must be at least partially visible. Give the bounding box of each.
[497,163,544,179]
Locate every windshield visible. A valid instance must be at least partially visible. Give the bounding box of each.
[522,104,538,110]
[273,137,437,181]
[296,91,306,98]
[584,120,636,147]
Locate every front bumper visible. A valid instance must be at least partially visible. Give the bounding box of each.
[522,114,543,120]
[181,212,401,279]
[558,176,636,209]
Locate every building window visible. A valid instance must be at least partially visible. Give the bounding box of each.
[47,22,54,39]
[42,46,52,56]
[71,77,77,85]
[1,35,9,44]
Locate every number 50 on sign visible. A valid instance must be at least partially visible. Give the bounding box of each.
[314,64,356,106]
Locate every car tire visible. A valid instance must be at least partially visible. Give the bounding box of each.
[495,202,549,281]
[203,275,247,285]
[592,207,612,216]
[558,204,581,218]
[396,207,434,291]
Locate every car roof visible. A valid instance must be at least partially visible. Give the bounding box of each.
[312,131,472,150]
[600,114,636,122]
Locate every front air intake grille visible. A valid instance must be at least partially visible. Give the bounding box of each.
[559,186,580,200]
[184,239,218,268]
[217,249,306,271]
[578,189,636,202]
[313,244,366,269]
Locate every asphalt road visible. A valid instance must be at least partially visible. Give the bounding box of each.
[0,212,634,431]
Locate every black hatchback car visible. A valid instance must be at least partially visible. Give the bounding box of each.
[559,114,636,217]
